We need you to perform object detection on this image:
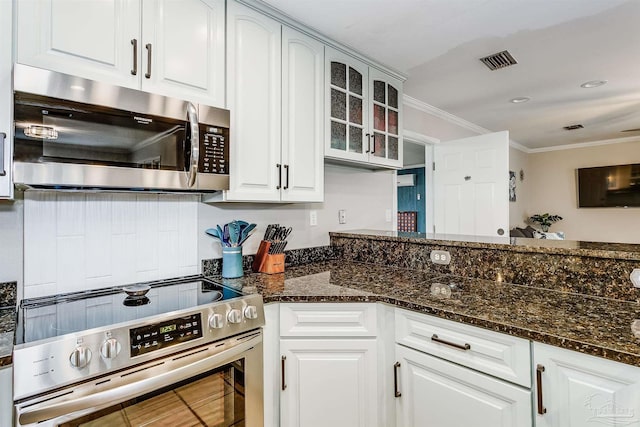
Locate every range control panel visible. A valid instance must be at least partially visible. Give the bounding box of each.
[129,313,203,357]
[199,125,229,175]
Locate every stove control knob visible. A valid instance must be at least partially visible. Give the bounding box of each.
[244,305,258,320]
[227,309,243,324]
[69,346,92,369]
[209,313,224,329]
[100,338,121,359]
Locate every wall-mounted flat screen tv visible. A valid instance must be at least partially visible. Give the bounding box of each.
[577,163,640,207]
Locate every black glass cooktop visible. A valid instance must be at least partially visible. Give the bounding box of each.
[16,276,243,345]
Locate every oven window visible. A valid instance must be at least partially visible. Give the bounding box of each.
[60,360,245,427]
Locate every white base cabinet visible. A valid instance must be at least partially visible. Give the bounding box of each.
[280,339,377,427]
[0,366,13,427]
[534,342,640,427]
[395,344,531,427]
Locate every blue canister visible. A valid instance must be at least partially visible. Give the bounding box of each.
[222,246,243,278]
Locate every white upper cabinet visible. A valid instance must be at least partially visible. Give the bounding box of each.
[222,1,324,202]
[281,26,324,202]
[16,0,225,107]
[325,47,403,169]
[0,0,12,199]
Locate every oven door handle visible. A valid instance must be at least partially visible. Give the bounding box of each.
[17,334,260,426]
[186,102,199,188]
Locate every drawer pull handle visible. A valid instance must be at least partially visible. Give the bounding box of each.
[536,364,547,415]
[431,334,471,350]
[281,355,287,391]
[393,362,401,397]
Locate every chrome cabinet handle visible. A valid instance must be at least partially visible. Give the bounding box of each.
[536,364,547,415]
[0,133,5,177]
[145,43,152,78]
[131,39,138,75]
[281,355,287,391]
[276,164,282,190]
[186,102,199,188]
[393,362,401,397]
[431,334,471,351]
[283,164,289,190]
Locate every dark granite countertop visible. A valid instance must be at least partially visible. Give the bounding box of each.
[332,230,640,261]
[0,308,15,367]
[214,260,640,367]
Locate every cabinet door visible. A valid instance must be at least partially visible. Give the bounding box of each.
[395,344,531,427]
[325,48,369,163]
[368,68,403,168]
[534,342,640,427]
[225,1,282,201]
[281,27,324,202]
[0,0,13,198]
[17,0,140,88]
[281,339,378,427]
[264,304,280,427]
[141,0,225,107]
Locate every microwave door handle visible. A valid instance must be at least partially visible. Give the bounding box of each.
[17,334,261,426]
[186,102,199,188]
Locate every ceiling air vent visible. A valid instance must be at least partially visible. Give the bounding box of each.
[479,50,518,70]
[563,124,584,131]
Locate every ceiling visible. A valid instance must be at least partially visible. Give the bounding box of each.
[261,0,640,150]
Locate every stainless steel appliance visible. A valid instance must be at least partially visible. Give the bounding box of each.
[12,276,264,427]
[12,64,230,192]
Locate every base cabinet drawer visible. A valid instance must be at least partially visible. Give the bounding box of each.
[396,308,531,387]
[280,303,377,337]
[395,344,531,427]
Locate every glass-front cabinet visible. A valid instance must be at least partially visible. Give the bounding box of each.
[325,47,403,169]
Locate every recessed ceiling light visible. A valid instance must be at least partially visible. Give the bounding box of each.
[69,85,86,91]
[510,97,530,104]
[580,80,607,88]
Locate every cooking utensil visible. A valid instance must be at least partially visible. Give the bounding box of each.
[205,228,222,240]
[229,221,240,246]
[238,223,256,246]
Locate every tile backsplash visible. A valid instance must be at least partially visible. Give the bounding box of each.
[24,191,199,298]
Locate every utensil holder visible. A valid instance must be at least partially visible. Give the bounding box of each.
[222,246,243,278]
[252,240,285,274]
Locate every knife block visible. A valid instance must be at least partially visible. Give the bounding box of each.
[252,240,285,274]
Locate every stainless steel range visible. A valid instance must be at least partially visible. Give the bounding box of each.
[12,276,265,427]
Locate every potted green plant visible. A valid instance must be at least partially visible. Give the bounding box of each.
[528,213,563,232]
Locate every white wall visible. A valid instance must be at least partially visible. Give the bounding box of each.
[509,146,530,228]
[526,140,640,243]
[199,164,395,260]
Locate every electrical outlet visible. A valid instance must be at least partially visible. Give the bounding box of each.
[417,193,421,201]
[385,209,392,222]
[338,209,347,224]
[430,250,451,265]
[631,269,640,288]
[309,210,318,226]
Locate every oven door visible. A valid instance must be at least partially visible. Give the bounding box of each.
[14,331,263,427]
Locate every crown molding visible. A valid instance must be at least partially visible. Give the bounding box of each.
[528,135,640,153]
[404,130,440,145]
[403,95,491,135]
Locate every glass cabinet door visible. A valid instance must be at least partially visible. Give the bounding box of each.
[326,49,369,161]
[369,68,402,167]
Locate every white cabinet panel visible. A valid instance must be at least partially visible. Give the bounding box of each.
[264,303,280,427]
[281,339,378,427]
[280,303,377,337]
[396,344,531,427]
[0,0,12,199]
[141,0,225,106]
[281,27,324,202]
[533,342,640,427]
[225,1,282,201]
[17,0,140,88]
[0,366,13,427]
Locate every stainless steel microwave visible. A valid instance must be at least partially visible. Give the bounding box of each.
[12,64,229,192]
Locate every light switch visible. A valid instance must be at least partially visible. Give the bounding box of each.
[338,209,346,224]
[309,210,318,226]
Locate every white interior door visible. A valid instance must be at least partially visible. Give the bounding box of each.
[434,131,509,238]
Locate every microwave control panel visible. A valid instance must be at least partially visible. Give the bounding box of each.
[200,125,229,175]
[129,313,203,357]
